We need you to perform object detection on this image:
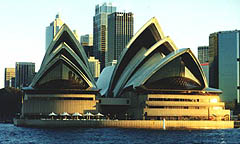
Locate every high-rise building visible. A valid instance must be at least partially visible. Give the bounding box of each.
[107,12,134,66]
[198,46,209,63]
[15,62,35,89]
[198,46,209,84]
[81,34,93,57]
[209,30,240,104]
[93,3,116,70]
[209,33,219,89]
[88,56,100,79]
[45,13,64,50]
[4,68,15,88]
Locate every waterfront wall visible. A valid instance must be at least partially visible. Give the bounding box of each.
[14,119,234,129]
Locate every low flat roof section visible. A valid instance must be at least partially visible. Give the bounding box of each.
[98,98,131,106]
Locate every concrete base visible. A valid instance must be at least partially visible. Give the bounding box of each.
[14,119,234,130]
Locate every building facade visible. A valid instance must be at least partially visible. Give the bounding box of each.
[4,68,15,88]
[88,56,100,78]
[198,46,209,63]
[81,34,93,57]
[15,62,35,89]
[201,63,209,84]
[107,12,134,66]
[93,3,116,70]
[209,30,240,104]
[198,46,209,84]
[45,13,64,50]
[209,33,219,89]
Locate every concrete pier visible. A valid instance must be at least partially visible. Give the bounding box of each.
[14,119,234,130]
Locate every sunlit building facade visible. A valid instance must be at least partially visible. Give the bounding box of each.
[88,56,100,78]
[4,68,15,88]
[209,30,240,104]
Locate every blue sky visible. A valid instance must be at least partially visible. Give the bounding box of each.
[0,0,239,88]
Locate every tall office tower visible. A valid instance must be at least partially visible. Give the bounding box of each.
[209,30,240,104]
[81,34,93,57]
[88,56,101,79]
[4,68,15,88]
[45,13,64,50]
[107,12,134,66]
[198,46,209,84]
[209,33,219,89]
[198,46,209,63]
[93,3,116,70]
[15,62,35,89]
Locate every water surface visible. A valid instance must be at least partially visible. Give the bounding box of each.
[0,123,239,144]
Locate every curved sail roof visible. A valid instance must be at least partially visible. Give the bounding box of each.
[96,66,115,96]
[107,17,175,97]
[126,48,208,91]
[29,24,97,90]
[112,37,178,97]
[103,18,210,97]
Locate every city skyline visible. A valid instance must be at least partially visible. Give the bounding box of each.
[0,0,239,88]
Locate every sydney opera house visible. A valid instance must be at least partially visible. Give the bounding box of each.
[20,17,230,123]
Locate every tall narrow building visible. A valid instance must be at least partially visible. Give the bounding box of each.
[198,46,209,64]
[4,68,15,88]
[88,56,101,79]
[209,33,219,89]
[93,3,116,70]
[107,12,134,66]
[209,30,240,105]
[198,46,209,84]
[15,62,35,89]
[45,13,64,50]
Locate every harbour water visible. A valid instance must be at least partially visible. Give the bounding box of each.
[0,123,240,144]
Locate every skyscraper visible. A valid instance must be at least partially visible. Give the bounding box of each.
[4,68,15,88]
[45,13,64,50]
[198,46,209,84]
[198,46,209,63]
[209,30,240,104]
[209,33,218,89]
[15,62,35,89]
[93,3,116,70]
[107,12,134,66]
[81,34,93,57]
